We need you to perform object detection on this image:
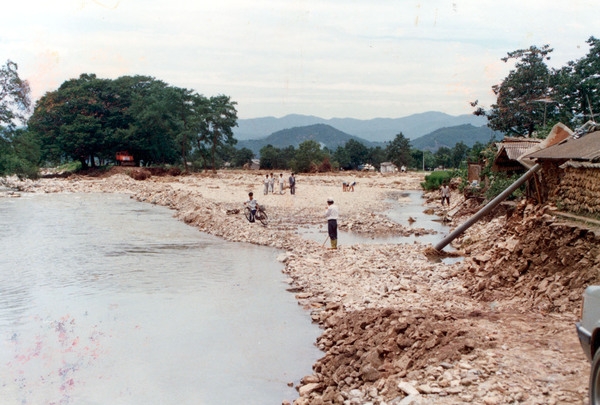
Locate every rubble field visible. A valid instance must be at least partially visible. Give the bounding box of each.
[2,168,599,405]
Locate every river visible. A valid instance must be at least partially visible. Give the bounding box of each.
[0,193,322,404]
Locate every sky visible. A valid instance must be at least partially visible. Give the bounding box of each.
[1,0,597,119]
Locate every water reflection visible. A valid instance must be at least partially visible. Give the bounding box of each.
[0,193,321,404]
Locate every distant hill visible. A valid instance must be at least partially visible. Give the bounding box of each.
[410,124,502,152]
[234,112,487,142]
[235,122,502,156]
[236,123,375,155]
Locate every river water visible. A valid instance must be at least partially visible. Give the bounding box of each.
[299,191,454,246]
[0,193,322,404]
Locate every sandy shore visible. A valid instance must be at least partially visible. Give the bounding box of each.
[2,168,594,405]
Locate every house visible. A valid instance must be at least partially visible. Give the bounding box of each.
[491,138,542,174]
[244,159,260,170]
[486,123,575,203]
[524,122,600,215]
[380,162,398,173]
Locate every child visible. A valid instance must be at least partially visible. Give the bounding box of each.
[244,192,259,222]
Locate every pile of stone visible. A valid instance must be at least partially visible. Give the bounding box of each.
[456,201,600,314]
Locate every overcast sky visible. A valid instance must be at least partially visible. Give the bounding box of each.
[1,0,597,119]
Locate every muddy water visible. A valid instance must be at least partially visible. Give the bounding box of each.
[0,193,321,404]
[300,191,452,245]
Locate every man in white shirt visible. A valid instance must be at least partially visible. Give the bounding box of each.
[325,198,339,249]
[279,173,285,194]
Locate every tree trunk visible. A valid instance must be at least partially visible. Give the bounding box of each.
[211,129,217,173]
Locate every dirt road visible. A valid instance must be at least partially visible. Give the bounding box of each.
[3,168,596,404]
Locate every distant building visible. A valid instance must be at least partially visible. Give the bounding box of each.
[380,162,398,173]
[244,159,260,170]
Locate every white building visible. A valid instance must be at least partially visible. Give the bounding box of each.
[380,162,398,173]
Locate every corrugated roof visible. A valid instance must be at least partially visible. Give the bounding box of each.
[525,130,600,161]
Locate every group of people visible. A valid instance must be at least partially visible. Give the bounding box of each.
[246,178,449,250]
[244,189,339,250]
[263,173,296,195]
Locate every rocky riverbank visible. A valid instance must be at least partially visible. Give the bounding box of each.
[2,168,596,404]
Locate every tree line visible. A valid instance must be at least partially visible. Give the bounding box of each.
[256,136,484,173]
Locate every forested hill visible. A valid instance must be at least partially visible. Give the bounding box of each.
[236,124,375,154]
[234,112,487,142]
[236,122,502,155]
[410,124,503,151]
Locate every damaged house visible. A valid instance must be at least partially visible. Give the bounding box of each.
[524,123,600,217]
[491,137,542,175]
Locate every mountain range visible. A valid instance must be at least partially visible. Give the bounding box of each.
[233,111,488,142]
[236,124,378,154]
[234,112,501,154]
[410,124,501,151]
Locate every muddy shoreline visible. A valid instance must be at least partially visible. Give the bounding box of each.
[2,169,596,404]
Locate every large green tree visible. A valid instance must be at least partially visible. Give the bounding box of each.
[0,60,37,177]
[367,146,386,170]
[344,139,369,170]
[0,127,40,178]
[28,74,117,167]
[198,95,238,173]
[552,36,600,128]
[474,45,554,137]
[121,80,188,165]
[385,132,412,168]
[450,141,468,168]
[0,60,31,127]
[231,147,254,168]
[293,140,324,173]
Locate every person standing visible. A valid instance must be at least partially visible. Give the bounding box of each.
[440,182,450,206]
[289,173,296,195]
[263,174,269,195]
[244,192,259,223]
[279,173,285,194]
[325,198,339,249]
[269,173,274,194]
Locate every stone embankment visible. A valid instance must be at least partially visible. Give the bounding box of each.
[2,169,597,404]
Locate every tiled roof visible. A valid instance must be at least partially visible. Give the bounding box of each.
[495,139,541,161]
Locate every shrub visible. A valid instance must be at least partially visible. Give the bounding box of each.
[421,170,453,191]
[318,156,333,172]
[484,172,524,201]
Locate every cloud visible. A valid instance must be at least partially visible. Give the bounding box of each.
[1,0,597,118]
